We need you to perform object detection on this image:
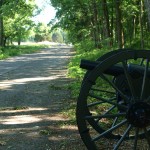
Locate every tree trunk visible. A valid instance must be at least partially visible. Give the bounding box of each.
[110,1,114,46]
[115,0,124,48]
[17,32,21,45]
[0,0,4,47]
[140,0,144,48]
[3,36,7,46]
[144,0,150,25]
[92,0,101,48]
[102,0,112,46]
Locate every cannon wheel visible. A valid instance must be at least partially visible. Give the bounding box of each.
[82,49,131,134]
[76,49,150,149]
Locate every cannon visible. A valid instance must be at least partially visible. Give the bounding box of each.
[76,49,150,150]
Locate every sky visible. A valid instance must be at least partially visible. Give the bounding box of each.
[32,0,56,24]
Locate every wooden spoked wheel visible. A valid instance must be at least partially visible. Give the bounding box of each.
[76,50,150,150]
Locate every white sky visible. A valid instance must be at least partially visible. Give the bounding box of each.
[33,0,56,24]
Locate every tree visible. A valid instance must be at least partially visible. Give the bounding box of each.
[34,23,51,42]
[115,0,124,48]
[0,0,4,46]
[0,0,38,46]
[102,0,111,46]
[50,0,92,44]
[144,0,150,25]
[4,15,35,45]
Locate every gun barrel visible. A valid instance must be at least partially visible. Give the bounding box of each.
[80,59,150,77]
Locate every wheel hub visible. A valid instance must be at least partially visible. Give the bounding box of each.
[127,102,150,128]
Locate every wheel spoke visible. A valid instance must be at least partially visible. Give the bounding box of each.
[103,105,116,114]
[87,101,104,107]
[92,119,127,142]
[140,59,149,100]
[85,113,126,119]
[91,88,115,94]
[140,58,144,65]
[111,117,118,127]
[122,61,136,100]
[133,128,139,150]
[113,125,132,150]
[95,105,116,123]
[99,73,129,102]
[89,93,127,110]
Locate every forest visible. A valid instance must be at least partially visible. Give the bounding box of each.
[51,0,150,50]
[0,0,150,50]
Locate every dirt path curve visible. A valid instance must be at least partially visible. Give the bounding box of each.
[0,45,85,150]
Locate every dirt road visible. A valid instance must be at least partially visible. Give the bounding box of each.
[0,45,85,150]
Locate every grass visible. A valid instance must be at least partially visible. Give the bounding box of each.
[60,47,113,126]
[0,44,50,60]
[13,106,29,110]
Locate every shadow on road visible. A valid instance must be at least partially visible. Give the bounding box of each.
[0,46,85,149]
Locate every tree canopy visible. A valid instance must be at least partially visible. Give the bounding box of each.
[0,0,38,46]
[50,0,150,49]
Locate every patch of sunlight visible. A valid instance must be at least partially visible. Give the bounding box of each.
[0,76,59,89]
[48,115,69,121]
[60,125,77,130]
[0,108,69,125]
[0,114,69,125]
[0,107,48,125]
[1,115,42,125]
[0,107,48,113]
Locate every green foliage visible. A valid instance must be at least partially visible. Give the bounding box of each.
[74,40,95,52]
[33,23,66,43]
[50,0,93,44]
[68,43,111,79]
[1,0,38,46]
[34,34,45,42]
[51,0,150,49]
[34,23,51,42]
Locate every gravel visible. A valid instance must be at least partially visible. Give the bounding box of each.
[0,45,84,150]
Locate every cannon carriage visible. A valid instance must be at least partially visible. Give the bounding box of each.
[76,49,150,149]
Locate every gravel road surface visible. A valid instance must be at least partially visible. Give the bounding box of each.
[0,45,84,150]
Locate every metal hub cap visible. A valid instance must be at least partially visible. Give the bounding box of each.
[127,102,150,128]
